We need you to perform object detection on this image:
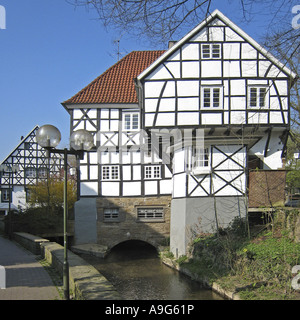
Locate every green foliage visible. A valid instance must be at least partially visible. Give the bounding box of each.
[28,177,77,212]
[180,212,300,299]
[238,233,300,277]
[285,133,300,190]
[176,255,188,265]
[5,207,64,235]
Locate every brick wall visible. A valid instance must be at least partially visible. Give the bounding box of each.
[96,196,171,250]
[248,170,286,208]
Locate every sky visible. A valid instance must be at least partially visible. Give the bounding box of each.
[0,0,297,162]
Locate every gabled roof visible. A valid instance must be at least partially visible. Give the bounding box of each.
[137,9,298,81]
[0,126,39,164]
[62,50,165,107]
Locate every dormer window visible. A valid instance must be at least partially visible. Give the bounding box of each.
[201,44,221,59]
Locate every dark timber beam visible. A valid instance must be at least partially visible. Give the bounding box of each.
[264,127,272,157]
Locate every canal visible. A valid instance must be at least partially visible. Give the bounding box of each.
[79,240,223,300]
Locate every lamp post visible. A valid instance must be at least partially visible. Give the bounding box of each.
[36,125,94,300]
[0,164,19,239]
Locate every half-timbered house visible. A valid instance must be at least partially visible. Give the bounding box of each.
[0,126,64,215]
[62,10,297,256]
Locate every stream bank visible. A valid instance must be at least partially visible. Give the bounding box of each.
[160,210,300,300]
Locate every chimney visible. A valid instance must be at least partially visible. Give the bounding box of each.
[168,41,177,49]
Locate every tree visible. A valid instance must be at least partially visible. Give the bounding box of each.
[67,0,299,46]
[263,27,300,195]
[28,177,77,212]
[264,32,300,129]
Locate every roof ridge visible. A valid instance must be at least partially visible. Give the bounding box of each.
[62,50,166,106]
[62,52,131,105]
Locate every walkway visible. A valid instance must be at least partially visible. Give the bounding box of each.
[0,235,61,300]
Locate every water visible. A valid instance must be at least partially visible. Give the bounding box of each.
[79,240,223,300]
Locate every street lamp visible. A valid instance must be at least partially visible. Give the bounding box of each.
[0,164,19,239]
[36,124,94,300]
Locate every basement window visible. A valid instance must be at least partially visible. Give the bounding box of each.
[137,207,164,222]
[103,208,119,222]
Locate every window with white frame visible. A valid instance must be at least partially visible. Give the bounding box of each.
[25,167,36,178]
[137,207,164,222]
[192,147,210,174]
[144,165,161,179]
[123,111,140,131]
[201,44,221,59]
[103,208,119,222]
[248,86,268,108]
[102,165,119,180]
[202,87,222,108]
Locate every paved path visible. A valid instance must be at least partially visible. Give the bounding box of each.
[0,235,61,300]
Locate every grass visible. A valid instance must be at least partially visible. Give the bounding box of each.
[163,212,300,300]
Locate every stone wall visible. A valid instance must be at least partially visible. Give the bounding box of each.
[13,232,50,255]
[96,196,171,250]
[40,241,121,300]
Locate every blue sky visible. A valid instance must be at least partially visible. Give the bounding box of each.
[0,0,296,161]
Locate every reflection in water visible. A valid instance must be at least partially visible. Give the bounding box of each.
[80,240,223,300]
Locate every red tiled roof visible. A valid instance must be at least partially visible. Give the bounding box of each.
[63,50,165,105]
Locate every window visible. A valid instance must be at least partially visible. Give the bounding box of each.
[145,166,161,179]
[1,189,10,202]
[24,142,31,150]
[38,167,48,178]
[25,167,36,178]
[103,208,119,222]
[123,111,139,131]
[192,147,210,174]
[102,165,119,180]
[248,86,268,108]
[1,166,11,177]
[137,207,164,222]
[201,44,221,59]
[202,87,222,108]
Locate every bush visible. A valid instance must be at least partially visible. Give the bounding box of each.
[5,207,64,236]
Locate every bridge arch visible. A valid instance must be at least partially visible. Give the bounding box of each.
[106,238,159,255]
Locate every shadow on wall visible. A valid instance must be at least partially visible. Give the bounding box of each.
[74,184,171,251]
